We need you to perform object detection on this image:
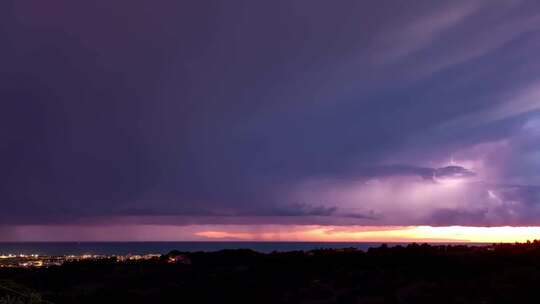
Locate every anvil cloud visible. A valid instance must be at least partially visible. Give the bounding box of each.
[1,0,540,241]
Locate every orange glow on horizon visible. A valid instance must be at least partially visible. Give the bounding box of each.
[196,226,540,243]
[6,224,540,243]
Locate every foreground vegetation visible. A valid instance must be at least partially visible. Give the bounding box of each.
[2,242,540,303]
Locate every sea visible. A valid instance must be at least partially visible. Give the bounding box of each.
[0,242,486,256]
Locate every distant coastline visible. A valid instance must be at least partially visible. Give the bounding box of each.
[0,241,489,255]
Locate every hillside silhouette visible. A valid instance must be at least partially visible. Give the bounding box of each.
[3,242,540,303]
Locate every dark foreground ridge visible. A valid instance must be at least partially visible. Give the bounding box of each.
[2,242,540,303]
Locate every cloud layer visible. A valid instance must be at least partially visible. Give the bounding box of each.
[1,0,540,239]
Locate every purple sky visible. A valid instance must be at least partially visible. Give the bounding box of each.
[1,0,540,240]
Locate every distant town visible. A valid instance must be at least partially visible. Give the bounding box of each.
[0,252,191,268]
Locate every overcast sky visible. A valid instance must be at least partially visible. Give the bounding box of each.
[1,0,540,240]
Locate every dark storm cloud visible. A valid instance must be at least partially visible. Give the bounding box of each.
[241,203,380,220]
[247,203,339,217]
[333,164,476,182]
[1,0,540,228]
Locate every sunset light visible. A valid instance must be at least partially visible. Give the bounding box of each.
[196,225,540,243]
